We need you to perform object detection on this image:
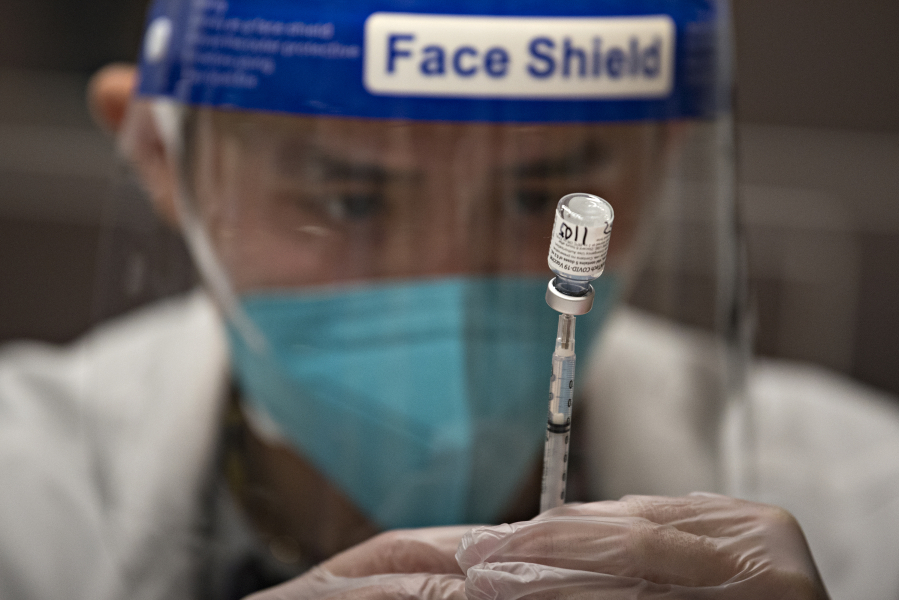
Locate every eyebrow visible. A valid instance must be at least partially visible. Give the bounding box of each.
[273,138,608,181]
[503,139,609,179]
[275,143,419,183]
[310,155,391,182]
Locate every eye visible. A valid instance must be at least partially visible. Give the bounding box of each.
[322,191,385,222]
[512,189,554,215]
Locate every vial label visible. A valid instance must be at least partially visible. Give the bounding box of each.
[547,209,612,278]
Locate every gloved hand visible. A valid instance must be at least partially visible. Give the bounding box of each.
[457,493,830,599]
[245,494,830,600]
[244,526,469,599]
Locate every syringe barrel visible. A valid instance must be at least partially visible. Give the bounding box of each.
[541,314,577,513]
[547,193,614,297]
[540,429,569,510]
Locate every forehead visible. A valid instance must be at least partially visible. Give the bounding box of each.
[198,109,661,171]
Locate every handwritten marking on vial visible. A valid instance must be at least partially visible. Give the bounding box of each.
[558,223,589,245]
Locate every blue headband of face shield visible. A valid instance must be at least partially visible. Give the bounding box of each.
[137,0,728,529]
[138,0,727,123]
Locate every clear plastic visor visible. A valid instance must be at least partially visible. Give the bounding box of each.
[177,107,670,293]
[105,99,743,567]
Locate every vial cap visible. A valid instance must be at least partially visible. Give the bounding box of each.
[546,278,594,315]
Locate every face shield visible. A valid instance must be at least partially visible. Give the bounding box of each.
[116,0,740,565]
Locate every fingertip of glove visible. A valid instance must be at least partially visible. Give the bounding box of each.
[455,523,516,573]
[455,527,480,572]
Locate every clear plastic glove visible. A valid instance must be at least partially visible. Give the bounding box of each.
[244,494,829,600]
[457,493,830,599]
[243,526,469,600]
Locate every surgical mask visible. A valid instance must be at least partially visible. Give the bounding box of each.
[227,276,617,529]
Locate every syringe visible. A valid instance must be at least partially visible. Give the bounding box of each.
[540,193,614,513]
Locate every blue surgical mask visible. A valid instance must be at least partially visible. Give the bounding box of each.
[227,276,617,529]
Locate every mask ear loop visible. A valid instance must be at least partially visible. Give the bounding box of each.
[150,99,266,352]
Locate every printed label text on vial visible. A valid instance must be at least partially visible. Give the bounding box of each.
[548,210,611,277]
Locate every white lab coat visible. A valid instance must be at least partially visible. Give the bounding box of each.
[0,292,228,600]
[1,290,898,600]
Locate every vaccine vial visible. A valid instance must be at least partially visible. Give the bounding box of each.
[547,193,614,297]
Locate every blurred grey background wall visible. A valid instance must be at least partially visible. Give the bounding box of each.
[0,0,150,342]
[732,0,899,395]
[1,0,897,394]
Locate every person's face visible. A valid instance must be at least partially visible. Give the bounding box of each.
[165,108,670,562]
[185,110,666,293]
